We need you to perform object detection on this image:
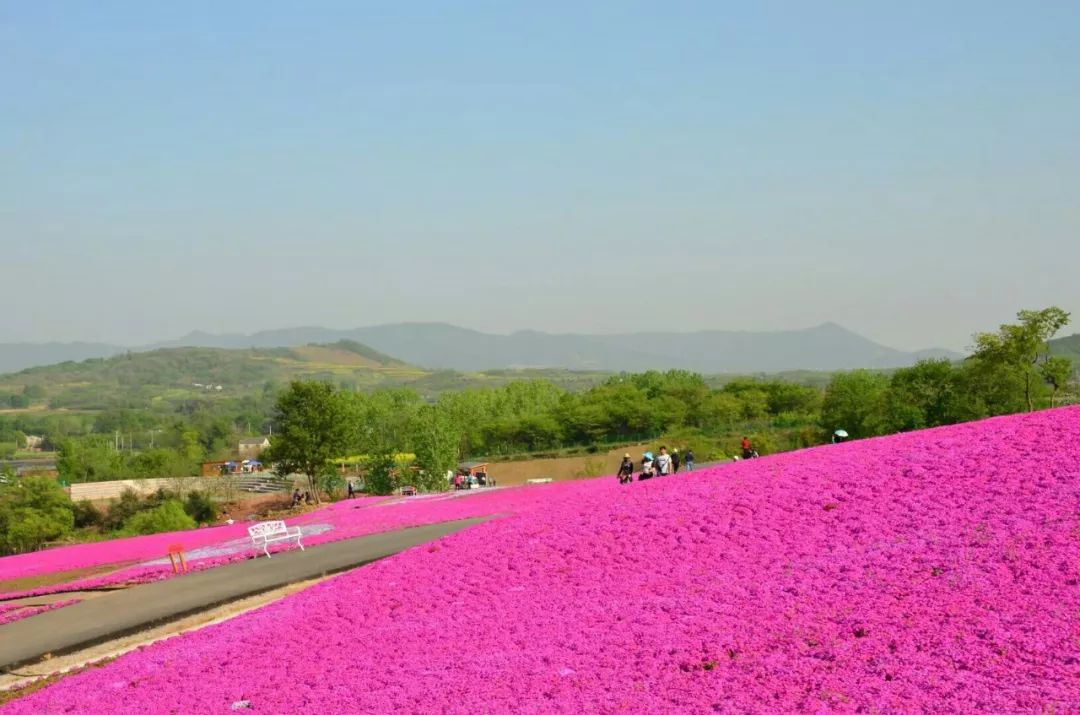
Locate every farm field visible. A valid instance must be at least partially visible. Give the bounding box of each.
[2,406,1077,713]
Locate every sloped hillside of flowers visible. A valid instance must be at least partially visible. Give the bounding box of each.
[4,408,1079,714]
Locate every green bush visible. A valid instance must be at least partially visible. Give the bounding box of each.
[73,499,104,529]
[183,490,217,524]
[103,489,144,531]
[0,477,75,555]
[121,500,196,536]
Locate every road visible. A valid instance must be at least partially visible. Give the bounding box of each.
[0,518,486,671]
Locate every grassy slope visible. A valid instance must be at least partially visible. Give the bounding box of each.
[0,343,612,411]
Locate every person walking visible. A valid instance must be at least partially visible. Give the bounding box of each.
[741,436,753,460]
[671,449,681,474]
[347,480,356,499]
[655,447,672,476]
[639,452,655,481]
[617,453,634,485]
[684,449,695,472]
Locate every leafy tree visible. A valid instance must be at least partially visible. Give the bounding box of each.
[363,451,399,496]
[886,359,963,431]
[971,307,1070,411]
[698,393,745,433]
[0,477,75,554]
[412,404,460,490]
[821,370,890,439]
[264,381,353,503]
[1040,356,1074,407]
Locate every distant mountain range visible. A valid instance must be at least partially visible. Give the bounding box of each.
[0,322,970,375]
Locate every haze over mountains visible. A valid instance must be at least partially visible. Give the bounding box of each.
[0,323,962,375]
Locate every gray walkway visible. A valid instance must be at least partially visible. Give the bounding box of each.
[0,518,485,671]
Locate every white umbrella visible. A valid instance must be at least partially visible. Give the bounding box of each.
[833,429,849,438]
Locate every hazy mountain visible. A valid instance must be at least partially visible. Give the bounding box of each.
[149,322,961,373]
[0,322,966,375]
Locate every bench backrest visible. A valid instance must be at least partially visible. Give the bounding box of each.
[248,520,288,539]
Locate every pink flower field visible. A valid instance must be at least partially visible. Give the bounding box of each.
[4,408,1079,714]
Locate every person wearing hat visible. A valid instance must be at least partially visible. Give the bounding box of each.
[671,448,681,474]
[639,451,655,480]
[617,453,634,484]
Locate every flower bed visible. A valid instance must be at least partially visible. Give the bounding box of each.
[0,497,390,585]
[0,489,548,603]
[4,407,1079,713]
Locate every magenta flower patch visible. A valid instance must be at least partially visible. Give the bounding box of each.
[3,408,1079,714]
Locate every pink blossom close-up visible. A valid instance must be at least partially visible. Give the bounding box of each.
[3,407,1079,714]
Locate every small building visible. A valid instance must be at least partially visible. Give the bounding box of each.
[457,461,489,477]
[203,459,265,476]
[238,437,270,458]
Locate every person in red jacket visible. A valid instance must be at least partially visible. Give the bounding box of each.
[741,436,753,460]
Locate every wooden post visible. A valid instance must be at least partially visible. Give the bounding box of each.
[167,544,188,574]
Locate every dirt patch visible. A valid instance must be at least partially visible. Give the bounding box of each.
[488,444,654,486]
[0,563,137,596]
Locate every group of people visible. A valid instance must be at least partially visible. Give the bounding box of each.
[451,471,493,490]
[291,489,314,506]
[617,446,695,484]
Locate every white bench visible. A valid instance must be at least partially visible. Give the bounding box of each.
[526,478,553,485]
[247,520,304,558]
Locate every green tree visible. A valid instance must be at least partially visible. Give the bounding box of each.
[1040,356,1074,407]
[363,451,399,495]
[971,307,1070,411]
[0,477,75,554]
[412,404,460,491]
[264,381,354,503]
[821,370,890,439]
[886,359,963,431]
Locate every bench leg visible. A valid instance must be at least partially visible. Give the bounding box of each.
[297,536,304,552]
[264,543,271,558]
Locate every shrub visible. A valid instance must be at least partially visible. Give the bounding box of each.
[104,489,144,531]
[121,500,196,536]
[73,499,104,529]
[183,490,218,524]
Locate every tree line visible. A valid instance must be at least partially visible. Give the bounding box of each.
[268,307,1074,497]
[822,308,1073,438]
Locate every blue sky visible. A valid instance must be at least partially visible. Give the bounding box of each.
[2,1,1078,350]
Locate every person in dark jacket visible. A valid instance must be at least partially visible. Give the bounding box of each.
[671,449,681,474]
[685,449,695,472]
[617,454,634,484]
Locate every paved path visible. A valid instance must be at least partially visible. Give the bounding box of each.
[0,518,485,671]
